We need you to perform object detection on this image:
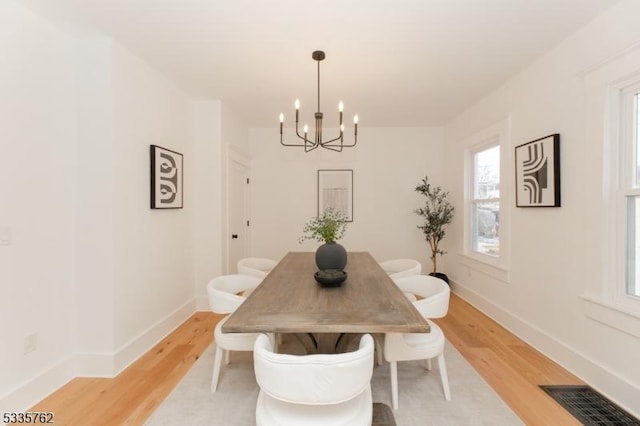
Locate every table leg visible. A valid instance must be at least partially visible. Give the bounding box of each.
[315,333,343,353]
[293,333,318,353]
[292,333,360,354]
[335,333,364,353]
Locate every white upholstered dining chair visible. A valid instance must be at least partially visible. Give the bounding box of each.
[237,257,277,278]
[384,274,451,409]
[207,274,263,392]
[379,258,422,303]
[379,258,422,280]
[253,333,375,426]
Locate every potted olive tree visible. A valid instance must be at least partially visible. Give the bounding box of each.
[415,176,454,283]
[299,207,349,271]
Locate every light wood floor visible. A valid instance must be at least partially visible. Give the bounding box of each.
[31,293,583,425]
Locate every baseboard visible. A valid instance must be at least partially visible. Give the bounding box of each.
[1,298,198,412]
[112,298,197,375]
[0,356,75,414]
[450,279,640,418]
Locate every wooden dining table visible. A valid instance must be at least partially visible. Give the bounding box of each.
[222,251,430,353]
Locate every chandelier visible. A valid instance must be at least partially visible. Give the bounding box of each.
[279,50,358,152]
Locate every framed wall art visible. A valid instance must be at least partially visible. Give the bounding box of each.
[318,169,353,221]
[150,145,183,209]
[515,134,560,207]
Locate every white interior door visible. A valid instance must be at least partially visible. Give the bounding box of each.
[228,156,250,273]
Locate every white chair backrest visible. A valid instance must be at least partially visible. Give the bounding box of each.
[379,259,421,279]
[207,274,262,314]
[237,257,277,278]
[254,333,374,405]
[393,275,450,319]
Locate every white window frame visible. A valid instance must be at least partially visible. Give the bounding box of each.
[621,82,640,299]
[461,118,511,282]
[604,76,640,312]
[581,57,640,338]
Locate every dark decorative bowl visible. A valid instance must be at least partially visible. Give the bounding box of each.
[314,269,347,287]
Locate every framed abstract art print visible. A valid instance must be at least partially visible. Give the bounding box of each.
[515,134,560,207]
[150,145,183,209]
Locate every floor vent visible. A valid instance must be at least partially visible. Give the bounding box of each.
[540,385,640,425]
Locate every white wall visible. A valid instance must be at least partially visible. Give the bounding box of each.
[67,36,200,376]
[444,0,640,416]
[222,104,250,155]
[192,100,224,307]
[248,127,445,269]
[74,37,117,372]
[0,0,78,410]
[110,43,195,363]
[0,0,229,411]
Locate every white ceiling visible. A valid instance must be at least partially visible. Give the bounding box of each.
[20,0,619,127]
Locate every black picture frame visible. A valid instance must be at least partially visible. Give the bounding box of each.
[317,169,353,221]
[515,134,560,207]
[150,145,183,209]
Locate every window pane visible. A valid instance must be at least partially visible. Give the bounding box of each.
[472,201,500,257]
[474,145,500,199]
[628,197,640,297]
[471,145,500,257]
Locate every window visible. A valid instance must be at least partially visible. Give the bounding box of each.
[580,55,640,335]
[470,144,500,257]
[461,117,510,279]
[622,85,640,298]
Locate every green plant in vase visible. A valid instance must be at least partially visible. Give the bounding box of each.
[298,207,348,244]
[415,176,454,282]
[299,207,349,271]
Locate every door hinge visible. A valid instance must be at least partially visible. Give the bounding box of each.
[246,178,250,184]
[246,220,250,227]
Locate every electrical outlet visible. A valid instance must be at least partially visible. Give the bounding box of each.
[24,333,37,355]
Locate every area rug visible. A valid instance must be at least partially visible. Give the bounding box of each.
[146,337,523,425]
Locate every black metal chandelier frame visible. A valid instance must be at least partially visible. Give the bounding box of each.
[279,50,358,152]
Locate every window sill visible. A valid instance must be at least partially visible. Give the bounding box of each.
[458,252,510,283]
[581,295,640,339]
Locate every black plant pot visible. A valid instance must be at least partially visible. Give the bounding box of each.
[315,242,347,270]
[429,272,449,285]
